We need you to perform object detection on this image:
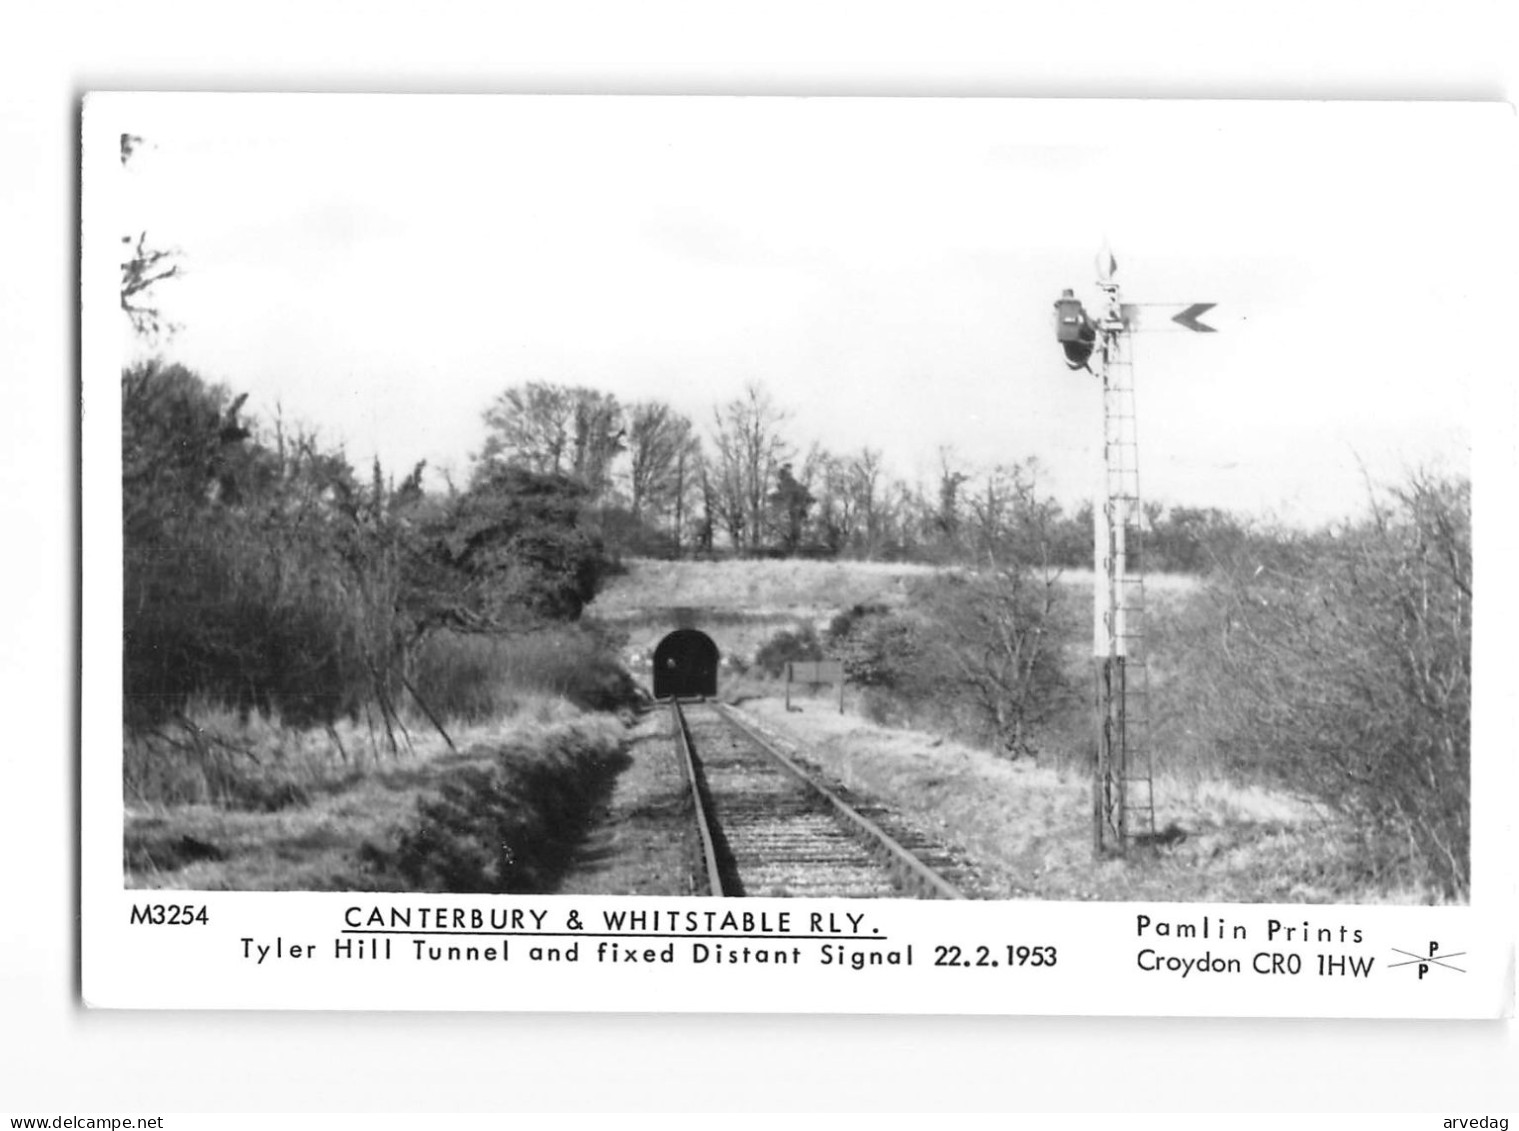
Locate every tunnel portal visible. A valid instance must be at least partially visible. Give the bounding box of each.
[652,629,720,700]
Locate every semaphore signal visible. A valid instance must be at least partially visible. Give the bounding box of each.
[1054,248,1217,857]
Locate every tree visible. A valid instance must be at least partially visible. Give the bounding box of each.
[814,453,857,556]
[913,460,1071,753]
[569,390,624,499]
[121,360,250,540]
[877,477,916,560]
[426,466,610,630]
[692,451,718,556]
[624,399,701,552]
[1147,505,1249,573]
[1037,499,1092,570]
[846,448,885,558]
[480,383,575,475]
[793,443,832,555]
[821,463,1071,753]
[921,566,1069,756]
[965,460,1061,569]
[119,134,181,341]
[934,447,970,555]
[479,382,625,501]
[668,434,701,556]
[709,384,792,554]
[767,463,814,555]
[709,439,748,552]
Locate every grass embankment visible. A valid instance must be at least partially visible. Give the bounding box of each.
[739,699,1409,904]
[358,714,630,893]
[590,557,941,617]
[125,628,640,891]
[594,559,1196,623]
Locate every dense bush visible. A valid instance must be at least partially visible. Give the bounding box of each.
[122,360,621,738]
[123,360,407,729]
[1200,473,1471,896]
[433,466,612,628]
[916,570,1076,756]
[827,603,919,689]
[825,573,1074,758]
[1144,506,1251,574]
[753,625,824,678]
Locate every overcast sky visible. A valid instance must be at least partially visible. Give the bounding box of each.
[94,95,1500,524]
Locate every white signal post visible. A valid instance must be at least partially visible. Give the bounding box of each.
[1091,254,1143,857]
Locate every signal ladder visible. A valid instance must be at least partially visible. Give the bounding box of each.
[1097,327,1157,849]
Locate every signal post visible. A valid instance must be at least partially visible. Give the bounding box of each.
[1054,250,1215,858]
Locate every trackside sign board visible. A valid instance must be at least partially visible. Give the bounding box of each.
[787,661,845,684]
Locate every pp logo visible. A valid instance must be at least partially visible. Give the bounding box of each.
[1390,942,1466,979]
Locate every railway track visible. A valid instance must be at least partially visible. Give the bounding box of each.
[670,698,967,899]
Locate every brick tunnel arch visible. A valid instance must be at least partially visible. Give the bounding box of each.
[652,629,720,700]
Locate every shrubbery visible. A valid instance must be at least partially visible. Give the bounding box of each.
[125,361,417,731]
[825,573,1074,757]
[122,360,620,742]
[826,603,903,687]
[431,465,613,629]
[753,625,824,678]
[1183,473,1471,896]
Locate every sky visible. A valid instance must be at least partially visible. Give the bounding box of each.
[93,95,1502,524]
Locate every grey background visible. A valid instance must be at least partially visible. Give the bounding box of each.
[5,0,1515,1113]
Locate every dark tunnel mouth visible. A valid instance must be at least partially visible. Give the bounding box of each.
[652,628,720,699]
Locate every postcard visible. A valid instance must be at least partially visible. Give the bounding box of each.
[81,93,1514,1015]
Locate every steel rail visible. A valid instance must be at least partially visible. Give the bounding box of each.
[669,698,727,897]
[704,701,966,901]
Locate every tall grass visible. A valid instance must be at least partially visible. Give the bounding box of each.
[123,701,376,812]
[124,704,633,889]
[126,625,641,812]
[410,627,641,721]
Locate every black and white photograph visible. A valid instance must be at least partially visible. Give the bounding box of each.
[77,92,1513,1021]
[98,95,1482,905]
